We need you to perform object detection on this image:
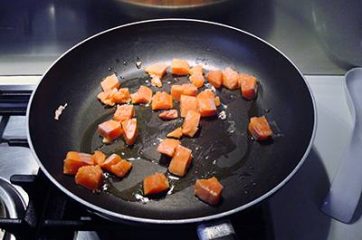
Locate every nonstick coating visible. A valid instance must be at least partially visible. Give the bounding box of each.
[28,19,315,223]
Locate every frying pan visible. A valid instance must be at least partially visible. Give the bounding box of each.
[27,19,316,225]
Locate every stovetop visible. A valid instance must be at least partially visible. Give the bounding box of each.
[1,75,362,239]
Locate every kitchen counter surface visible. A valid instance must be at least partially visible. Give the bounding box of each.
[270,75,362,240]
[0,0,357,76]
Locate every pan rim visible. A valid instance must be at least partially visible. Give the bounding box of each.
[26,18,317,224]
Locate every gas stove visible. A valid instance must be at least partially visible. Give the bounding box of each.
[0,75,361,240]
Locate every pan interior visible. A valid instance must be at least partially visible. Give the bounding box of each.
[28,20,314,221]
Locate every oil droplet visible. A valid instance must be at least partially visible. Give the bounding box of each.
[218,111,227,120]
[227,121,236,134]
[102,184,109,191]
[168,175,180,180]
[274,133,284,138]
[108,67,113,71]
[134,193,149,204]
[123,61,127,66]
[93,189,101,194]
[136,60,142,69]
[167,185,175,195]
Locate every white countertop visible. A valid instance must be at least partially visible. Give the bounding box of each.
[270,75,361,240]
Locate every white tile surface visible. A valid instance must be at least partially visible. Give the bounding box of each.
[269,75,362,240]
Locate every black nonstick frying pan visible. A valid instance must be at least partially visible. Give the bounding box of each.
[27,19,316,224]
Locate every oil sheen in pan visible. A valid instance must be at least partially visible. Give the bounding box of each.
[79,70,272,203]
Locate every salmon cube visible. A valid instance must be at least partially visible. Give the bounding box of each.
[181,83,198,96]
[180,95,199,117]
[63,151,94,175]
[100,74,120,91]
[168,145,192,177]
[214,96,221,107]
[92,150,106,166]
[101,153,122,172]
[197,90,217,117]
[145,62,168,78]
[171,85,184,101]
[151,91,173,111]
[189,65,203,75]
[167,127,183,139]
[198,89,215,98]
[110,159,133,177]
[113,88,131,104]
[143,172,169,195]
[239,73,258,100]
[171,59,190,75]
[182,110,201,137]
[171,84,198,101]
[190,66,205,88]
[150,76,162,88]
[194,176,223,205]
[131,86,153,104]
[75,165,104,191]
[97,88,117,106]
[206,70,223,88]
[157,138,181,157]
[113,104,135,122]
[98,119,123,142]
[122,118,138,145]
[248,116,273,141]
[222,67,240,90]
[190,73,205,88]
[159,109,178,120]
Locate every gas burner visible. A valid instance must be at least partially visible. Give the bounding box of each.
[0,178,26,240]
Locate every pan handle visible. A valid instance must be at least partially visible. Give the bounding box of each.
[197,219,238,240]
